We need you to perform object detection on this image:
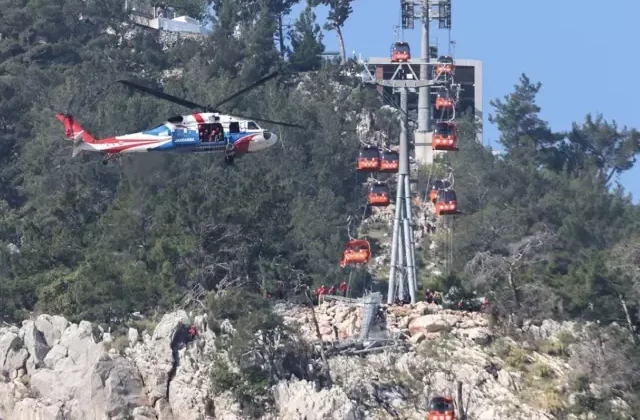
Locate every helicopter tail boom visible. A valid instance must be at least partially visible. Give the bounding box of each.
[55,113,97,144]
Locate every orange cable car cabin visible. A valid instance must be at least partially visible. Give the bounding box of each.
[391,41,411,62]
[428,180,445,203]
[379,150,399,173]
[432,121,458,151]
[435,189,458,216]
[368,182,390,207]
[435,55,455,76]
[340,239,371,267]
[357,145,381,172]
[427,396,455,420]
[435,93,455,111]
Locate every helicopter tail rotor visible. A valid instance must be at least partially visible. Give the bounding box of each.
[55,113,96,144]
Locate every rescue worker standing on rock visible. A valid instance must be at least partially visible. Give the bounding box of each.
[339,281,348,297]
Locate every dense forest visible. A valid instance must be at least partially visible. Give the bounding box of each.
[3,0,640,417]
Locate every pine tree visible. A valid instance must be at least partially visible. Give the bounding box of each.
[288,6,325,71]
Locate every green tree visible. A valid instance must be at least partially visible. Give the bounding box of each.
[287,6,325,71]
[488,74,564,169]
[308,0,355,64]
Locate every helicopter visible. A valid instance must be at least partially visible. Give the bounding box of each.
[56,71,305,165]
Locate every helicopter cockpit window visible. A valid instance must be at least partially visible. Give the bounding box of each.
[247,121,260,130]
[229,121,240,133]
[167,115,184,124]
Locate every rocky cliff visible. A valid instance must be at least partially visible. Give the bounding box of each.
[0,301,629,420]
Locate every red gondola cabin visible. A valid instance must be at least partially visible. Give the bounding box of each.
[435,93,455,111]
[435,189,458,216]
[435,55,455,76]
[427,396,455,420]
[391,41,410,62]
[357,145,381,172]
[340,239,371,267]
[432,122,458,151]
[379,150,399,173]
[368,182,390,206]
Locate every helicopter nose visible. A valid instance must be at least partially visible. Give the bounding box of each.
[247,131,278,152]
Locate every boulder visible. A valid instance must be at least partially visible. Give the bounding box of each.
[19,321,50,374]
[408,314,460,334]
[0,333,28,377]
[34,315,69,347]
[274,379,359,420]
[130,311,190,405]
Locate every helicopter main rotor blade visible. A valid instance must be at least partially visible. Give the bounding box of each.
[230,113,306,129]
[117,80,207,110]
[211,71,280,110]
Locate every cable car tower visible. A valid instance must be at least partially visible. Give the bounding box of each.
[360,64,433,304]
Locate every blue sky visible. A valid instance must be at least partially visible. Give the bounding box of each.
[289,0,640,201]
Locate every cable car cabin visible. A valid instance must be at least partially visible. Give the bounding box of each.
[427,396,455,420]
[357,146,381,172]
[435,189,458,216]
[432,122,458,151]
[379,150,399,173]
[434,55,455,76]
[435,94,455,111]
[368,182,390,206]
[391,41,411,62]
[340,239,371,267]
[428,180,445,203]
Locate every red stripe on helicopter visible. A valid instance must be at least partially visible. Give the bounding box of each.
[193,113,204,123]
[103,140,162,154]
[233,134,257,154]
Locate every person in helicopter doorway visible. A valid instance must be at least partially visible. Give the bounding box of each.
[211,122,224,142]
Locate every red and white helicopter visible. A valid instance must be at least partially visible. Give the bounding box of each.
[56,71,304,165]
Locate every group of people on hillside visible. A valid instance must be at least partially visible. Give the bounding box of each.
[424,289,443,305]
[313,282,348,304]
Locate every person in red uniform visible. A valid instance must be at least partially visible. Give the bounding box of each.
[339,281,347,297]
[328,284,335,295]
[318,285,326,303]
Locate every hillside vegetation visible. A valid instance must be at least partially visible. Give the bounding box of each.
[2,0,640,418]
